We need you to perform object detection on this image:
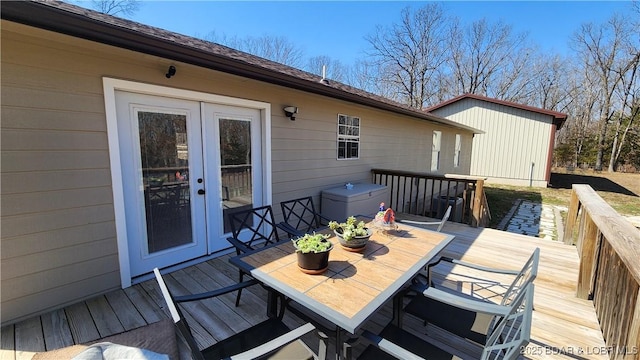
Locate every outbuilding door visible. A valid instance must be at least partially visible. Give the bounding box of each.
[115,91,263,277]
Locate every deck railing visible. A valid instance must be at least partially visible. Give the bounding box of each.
[371,169,490,227]
[563,184,640,359]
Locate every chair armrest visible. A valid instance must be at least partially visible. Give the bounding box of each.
[400,220,442,226]
[428,256,520,275]
[227,323,319,360]
[174,279,259,303]
[226,236,253,254]
[360,329,425,360]
[276,222,304,238]
[410,284,511,316]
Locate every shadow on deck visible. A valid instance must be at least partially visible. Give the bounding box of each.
[1,221,606,359]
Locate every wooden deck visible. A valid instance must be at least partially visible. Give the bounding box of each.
[1,221,607,359]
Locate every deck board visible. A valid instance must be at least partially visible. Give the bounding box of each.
[104,289,147,331]
[85,296,125,338]
[40,309,73,350]
[2,221,608,359]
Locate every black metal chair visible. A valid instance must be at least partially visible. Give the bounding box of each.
[227,205,282,306]
[278,196,331,238]
[358,283,535,360]
[153,268,328,360]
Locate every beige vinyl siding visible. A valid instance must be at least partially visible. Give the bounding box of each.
[431,98,553,187]
[1,20,474,324]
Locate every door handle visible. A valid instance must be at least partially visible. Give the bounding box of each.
[198,189,205,195]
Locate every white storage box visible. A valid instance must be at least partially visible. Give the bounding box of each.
[321,183,389,221]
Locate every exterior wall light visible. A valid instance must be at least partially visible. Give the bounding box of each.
[166,65,176,78]
[284,106,298,121]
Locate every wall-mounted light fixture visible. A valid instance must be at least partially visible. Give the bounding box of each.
[165,65,176,78]
[283,106,298,121]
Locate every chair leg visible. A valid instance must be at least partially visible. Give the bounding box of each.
[235,270,244,307]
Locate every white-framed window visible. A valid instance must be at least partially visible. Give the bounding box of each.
[431,130,441,171]
[337,114,360,160]
[454,134,461,167]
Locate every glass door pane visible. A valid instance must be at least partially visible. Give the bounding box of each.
[219,118,253,233]
[138,111,192,253]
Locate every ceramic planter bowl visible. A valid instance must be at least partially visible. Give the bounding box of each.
[334,228,372,252]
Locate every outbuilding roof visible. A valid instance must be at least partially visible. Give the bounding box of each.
[2,0,483,134]
[426,93,567,130]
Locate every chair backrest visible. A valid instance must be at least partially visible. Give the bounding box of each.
[280,196,322,234]
[153,268,205,360]
[482,284,534,360]
[501,248,540,307]
[436,206,452,232]
[228,205,281,250]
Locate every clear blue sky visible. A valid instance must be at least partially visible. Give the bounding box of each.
[89,1,634,66]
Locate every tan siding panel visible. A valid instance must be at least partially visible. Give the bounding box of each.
[2,221,116,260]
[1,62,104,96]
[1,107,107,132]
[1,237,117,282]
[1,129,107,151]
[1,206,114,239]
[2,86,104,114]
[1,187,114,216]
[1,151,110,172]
[1,169,111,194]
[2,271,120,325]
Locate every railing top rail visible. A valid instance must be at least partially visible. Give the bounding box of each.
[371,169,486,182]
[443,174,487,181]
[573,184,640,284]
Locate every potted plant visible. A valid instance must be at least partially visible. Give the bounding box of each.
[292,233,333,274]
[329,216,372,252]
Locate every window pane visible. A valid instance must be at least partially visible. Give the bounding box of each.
[138,111,192,253]
[219,118,253,234]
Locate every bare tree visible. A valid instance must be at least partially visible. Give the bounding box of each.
[608,43,640,172]
[90,0,139,17]
[607,10,640,171]
[571,14,637,171]
[364,4,449,108]
[305,56,348,82]
[524,53,575,112]
[447,18,529,99]
[205,32,305,68]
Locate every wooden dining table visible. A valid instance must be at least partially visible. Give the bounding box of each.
[229,219,455,359]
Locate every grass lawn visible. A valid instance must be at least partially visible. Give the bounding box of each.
[484,168,640,228]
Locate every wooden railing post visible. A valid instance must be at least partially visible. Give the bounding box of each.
[471,179,484,228]
[564,189,580,245]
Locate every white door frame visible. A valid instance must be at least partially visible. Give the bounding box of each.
[103,78,272,287]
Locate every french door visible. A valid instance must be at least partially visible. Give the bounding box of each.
[115,91,262,277]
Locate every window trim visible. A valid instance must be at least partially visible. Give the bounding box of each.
[337,113,360,160]
[454,133,461,168]
[431,130,441,171]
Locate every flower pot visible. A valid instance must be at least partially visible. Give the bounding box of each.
[334,228,372,252]
[293,237,333,274]
[296,246,332,274]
